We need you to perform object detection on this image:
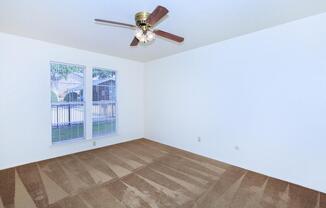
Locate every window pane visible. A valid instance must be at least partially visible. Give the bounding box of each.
[51,62,85,143]
[92,68,116,137]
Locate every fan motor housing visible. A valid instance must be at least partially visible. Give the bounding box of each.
[135,12,151,30]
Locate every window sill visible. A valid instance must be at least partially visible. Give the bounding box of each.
[91,132,119,140]
[51,137,86,147]
[50,133,119,147]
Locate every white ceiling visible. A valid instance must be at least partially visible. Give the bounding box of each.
[1,1,326,62]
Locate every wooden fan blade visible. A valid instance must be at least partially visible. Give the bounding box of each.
[94,19,135,28]
[130,37,139,46]
[154,30,184,43]
[147,6,169,26]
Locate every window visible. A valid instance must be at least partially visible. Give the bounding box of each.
[51,62,85,143]
[92,68,117,137]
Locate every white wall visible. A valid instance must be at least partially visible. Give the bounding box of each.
[0,33,144,169]
[144,13,326,193]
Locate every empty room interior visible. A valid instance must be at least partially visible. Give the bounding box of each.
[1,1,326,208]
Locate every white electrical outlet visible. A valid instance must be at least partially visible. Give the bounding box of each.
[197,137,201,142]
[234,145,239,151]
[93,141,96,146]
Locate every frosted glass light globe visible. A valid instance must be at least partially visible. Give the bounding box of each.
[134,28,156,43]
[146,30,156,42]
[135,28,144,40]
[138,35,147,43]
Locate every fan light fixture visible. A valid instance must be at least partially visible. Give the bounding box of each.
[95,5,184,46]
[135,28,156,43]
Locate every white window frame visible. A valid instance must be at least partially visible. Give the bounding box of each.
[50,61,86,144]
[92,67,118,138]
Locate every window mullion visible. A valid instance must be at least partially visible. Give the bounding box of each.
[85,66,93,140]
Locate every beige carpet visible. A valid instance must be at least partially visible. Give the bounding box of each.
[0,139,324,208]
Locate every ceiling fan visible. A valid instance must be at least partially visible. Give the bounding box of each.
[95,5,184,46]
